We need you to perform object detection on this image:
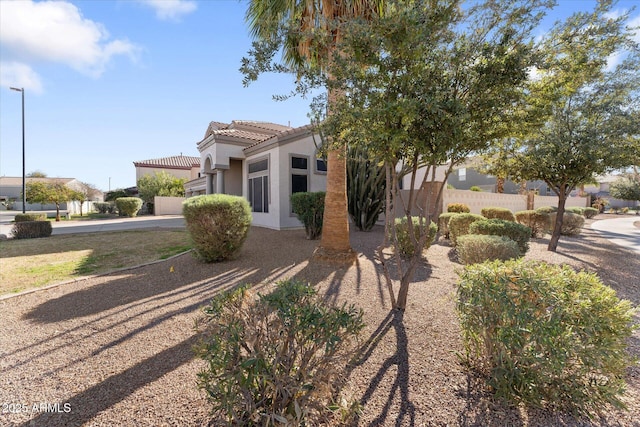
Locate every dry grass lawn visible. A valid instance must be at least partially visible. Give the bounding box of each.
[0,229,191,295]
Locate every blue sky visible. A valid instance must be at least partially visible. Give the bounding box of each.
[0,0,638,192]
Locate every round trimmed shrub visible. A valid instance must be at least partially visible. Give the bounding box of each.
[183,194,251,262]
[514,210,549,238]
[11,221,52,239]
[438,212,459,239]
[548,211,585,236]
[394,217,437,258]
[14,213,46,222]
[469,218,531,254]
[449,213,485,246]
[447,203,470,213]
[535,205,557,214]
[480,207,515,222]
[583,207,599,219]
[290,191,325,240]
[456,234,520,265]
[457,259,637,416]
[566,206,585,216]
[115,197,143,217]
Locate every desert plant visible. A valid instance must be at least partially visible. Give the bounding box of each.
[469,218,531,254]
[438,212,459,239]
[14,213,46,222]
[94,202,115,214]
[195,280,364,426]
[115,197,143,217]
[449,213,485,246]
[566,206,585,216]
[514,210,550,238]
[480,207,515,221]
[183,194,251,262]
[548,211,585,236]
[583,207,599,218]
[394,217,437,258]
[290,191,325,239]
[347,145,385,231]
[456,234,521,265]
[535,205,557,214]
[11,221,52,239]
[447,203,471,213]
[457,259,637,417]
[469,186,482,192]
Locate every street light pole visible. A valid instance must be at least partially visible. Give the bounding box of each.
[10,87,26,214]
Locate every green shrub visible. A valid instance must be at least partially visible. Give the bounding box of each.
[535,205,557,214]
[456,234,521,265]
[195,280,364,426]
[449,213,485,246]
[447,203,470,213]
[290,191,325,240]
[438,212,459,239]
[514,210,549,238]
[183,194,251,262]
[11,221,52,239]
[457,259,637,417]
[469,186,482,192]
[566,206,585,216]
[480,207,515,222]
[583,207,599,218]
[548,211,585,236]
[469,219,530,254]
[94,202,115,214]
[115,197,143,217]
[14,213,46,222]
[394,216,437,258]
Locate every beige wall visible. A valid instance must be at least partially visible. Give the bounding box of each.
[154,196,186,215]
[136,167,197,182]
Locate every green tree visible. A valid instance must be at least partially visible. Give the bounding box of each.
[69,190,87,216]
[25,181,72,221]
[243,0,385,265]
[504,1,640,251]
[609,173,640,206]
[137,171,186,213]
[315,0,547,309]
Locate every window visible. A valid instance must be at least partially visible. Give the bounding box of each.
[459,167,467,181]
[290,155,309,212]
[248,157,269,213]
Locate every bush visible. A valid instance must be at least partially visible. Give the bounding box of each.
[115,197,143,217]
[535,205,557,214]
[447,203,470,213]
[566,206,585,216]
[514,210,549,238]
[438,212,459,239]
[469,219,530,254]
[14,213,46,222]
[449,213,485,246]
[548,211,585,236]
[456,234,521,265]
[469,186,482,192]
[290,191,325,240]
[11,221,52,239]
[394,216,437,258]
[195,280,364,426]
[480,207,515,222]
[183,194,251,262]
[457,259,637,417]
[583,207,599,218]
[94,202,115,214]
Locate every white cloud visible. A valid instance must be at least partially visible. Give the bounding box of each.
[0,0,139,81]
[138,0,197,21]
[0,62,43,94]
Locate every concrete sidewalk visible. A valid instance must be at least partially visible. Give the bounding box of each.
[0,214,185,238]
[590,216,640,255]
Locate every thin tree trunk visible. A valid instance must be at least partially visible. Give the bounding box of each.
[548,187,567,252]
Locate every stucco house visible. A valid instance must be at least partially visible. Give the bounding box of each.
[0,177,102,213]
[184,120,327,230]
[133,154,201,182]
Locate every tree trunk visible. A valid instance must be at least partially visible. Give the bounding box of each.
[496,176,505,193]
[55,202,61,222]
[548,187,567,252]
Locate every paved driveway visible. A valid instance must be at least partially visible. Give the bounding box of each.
[590,216,640,255]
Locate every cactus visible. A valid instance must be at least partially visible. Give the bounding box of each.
[347,145,386,231]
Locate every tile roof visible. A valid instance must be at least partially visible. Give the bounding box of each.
[213,129,274,142]
[232,120,293,133]
[133,155,200,169]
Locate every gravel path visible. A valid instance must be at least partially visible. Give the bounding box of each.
[1,218,639,426]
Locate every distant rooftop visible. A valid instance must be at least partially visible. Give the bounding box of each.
[133,155,200,169]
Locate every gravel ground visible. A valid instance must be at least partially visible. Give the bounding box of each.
[0,217,638,427]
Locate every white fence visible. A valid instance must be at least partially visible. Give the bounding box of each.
[154,196,185,215]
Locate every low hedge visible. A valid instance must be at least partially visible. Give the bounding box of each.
[457,259,637,416]
[548,211,585,236]
[115,197,143,217]
[514,210,549,238]
[583,207,599,218]
[480,207,515,222]
[447,203,470,213]
[290,191,325,240]
[14,213,46,222]
[438,212,459,239]
[394,216,437,258]
[183,194,252,262]
[11,221,52,239]
[456,234,520,265]
[535,206,557,214]
[469,218,531,254]
[566,206,585,216]
[449,213,485,246]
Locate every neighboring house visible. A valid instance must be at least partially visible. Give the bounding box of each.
[580,174,639,209]
[185,120,327,230]
[133,154,201,182]
[0,177,103,213]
